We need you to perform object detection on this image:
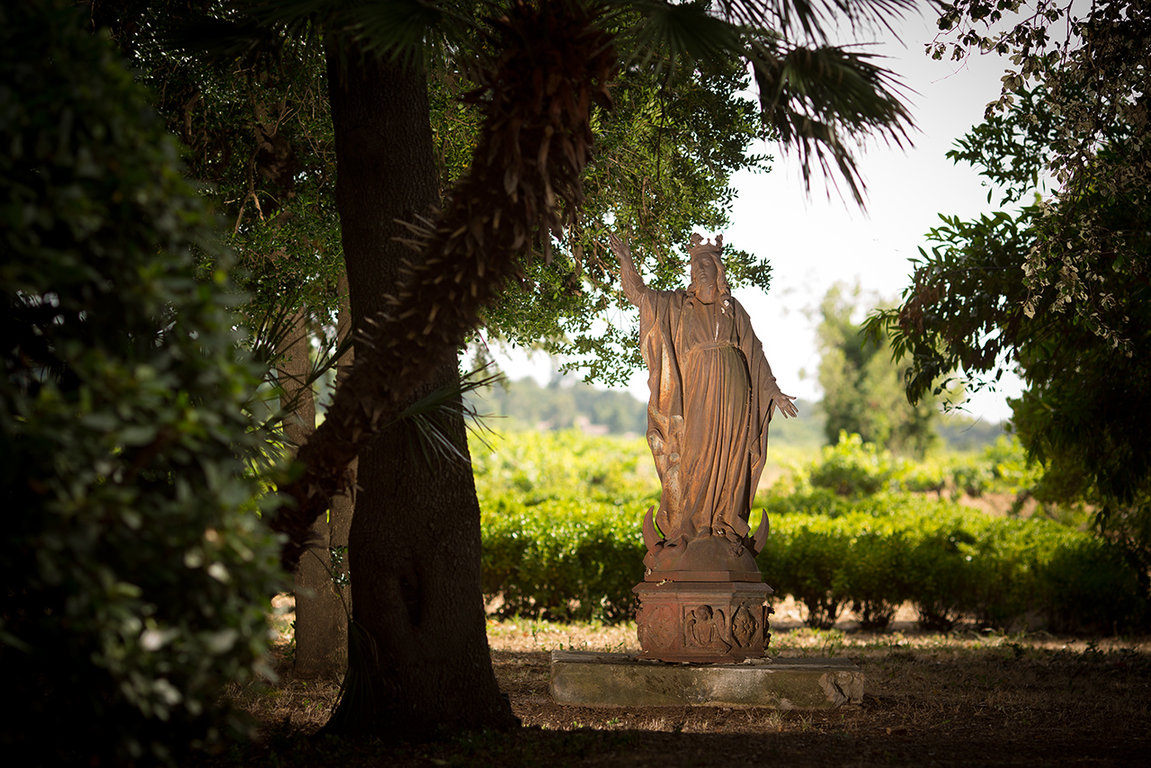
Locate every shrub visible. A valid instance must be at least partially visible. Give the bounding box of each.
[841,522,911,629]
[896,460,948,496]
[1,4,284,764]
[903,515,978,630]
[807,432,895,496]
[1038,533,1146,633]
[761,487,854,518]
[481,499,646,621]
[474,432,1148,634]
[951,460,992,498]
[962,518,1047,628]
[761,515,852,629]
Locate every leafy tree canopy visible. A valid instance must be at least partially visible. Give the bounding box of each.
[819,284,939,458]
[102,1,915,390]
[866,0,1151,577]
[1,1,286,763]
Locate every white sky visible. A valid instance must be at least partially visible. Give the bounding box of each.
[495,8,1025,424]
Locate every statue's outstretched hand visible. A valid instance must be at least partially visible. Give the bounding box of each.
[772,391,799,419]
[608,232,632,267]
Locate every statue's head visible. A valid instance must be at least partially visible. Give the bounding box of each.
[687,233,730,300]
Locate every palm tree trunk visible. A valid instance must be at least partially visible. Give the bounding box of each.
[269,2,614,736]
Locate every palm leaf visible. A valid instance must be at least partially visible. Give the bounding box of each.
[615,2,914,203]
[749,38,913,201]
[396,366,503,468]
[619,0,748,72]
[244,0,484,67]
[712,0,921,42]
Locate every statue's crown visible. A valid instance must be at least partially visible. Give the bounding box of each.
[688,232,723,259]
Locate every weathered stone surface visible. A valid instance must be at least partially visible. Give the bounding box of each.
[633,581,773,663]
[611,232,799,664]
[550,650,863,710]
[611,232,798,579]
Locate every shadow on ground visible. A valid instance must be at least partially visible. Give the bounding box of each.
[203,636,1151,768]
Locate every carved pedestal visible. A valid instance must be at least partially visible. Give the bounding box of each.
[634,580,773,663]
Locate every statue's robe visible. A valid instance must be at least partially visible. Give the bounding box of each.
[636,287,781,545]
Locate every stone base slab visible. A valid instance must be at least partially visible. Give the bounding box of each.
[550,650,863,710]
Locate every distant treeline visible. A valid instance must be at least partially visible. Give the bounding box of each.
[470,376,1006,452]
[470,375,648,435]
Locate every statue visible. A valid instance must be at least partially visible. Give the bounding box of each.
[611,232,797,662]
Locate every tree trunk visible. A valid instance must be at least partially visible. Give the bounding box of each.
[322,40,516,737]
[279,309,346,680]
[328,270,355,651]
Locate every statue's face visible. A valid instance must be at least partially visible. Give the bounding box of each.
[691,256,718,289]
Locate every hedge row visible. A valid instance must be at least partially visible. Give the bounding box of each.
[481,498,646,622]
[760,508,1144,632]
[480,498,1146,632]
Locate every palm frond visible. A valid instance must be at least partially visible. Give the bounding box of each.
[395,366,504,468]
[246,295,354,448]
[749,38,913,202]
[622,0,748,72]
[612,2,915,202]
[164,1,486,72]
[247,0,485,67]
[713,0,921,42]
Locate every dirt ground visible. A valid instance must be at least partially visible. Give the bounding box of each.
[210,598,1151,767]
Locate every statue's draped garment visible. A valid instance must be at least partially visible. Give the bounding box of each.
[634,286,781,544]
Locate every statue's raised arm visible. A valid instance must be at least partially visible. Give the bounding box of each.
[609,233,647,307]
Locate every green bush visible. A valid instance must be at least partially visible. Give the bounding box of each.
[1038,533,1146,632]
[1,4,284,764]
[983,435,1044,494]
[761,487,855,518]
[807,432,896,496]
[962,518,1046,628]
[481,499,646,621]
[951,460,992,498]
[841,522,910,629]
[900,513,977,630]
[474,432,1148,634]
[896,460,948,496]
[761,515,852,629]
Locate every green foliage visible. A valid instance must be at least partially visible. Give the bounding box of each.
[481,499,646,622]
[1040,532,1146,633]
[761,515,854,629]
[98,1,345,329]
[806,432,896,496]
[482,47,773,387]
[841,525,908,630]
[871,1,1151,583]
[817,283,939,457]
[472,431,1146,633]
[1,3,285,763]
[474,430,654,620]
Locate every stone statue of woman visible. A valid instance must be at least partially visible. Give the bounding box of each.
[610,232,797,580]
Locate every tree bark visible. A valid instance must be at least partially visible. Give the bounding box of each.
[327,270,355,654]
[321,40,516,737]
[279,309,345,680]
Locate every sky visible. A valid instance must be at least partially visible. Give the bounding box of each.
[494,8,1025,424]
